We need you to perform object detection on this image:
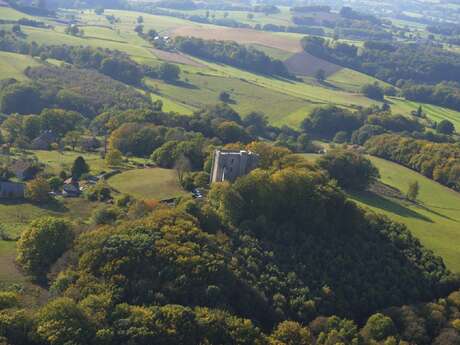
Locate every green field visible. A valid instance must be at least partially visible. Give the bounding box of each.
[30,150,107,175]
[161,6,294,27]
[0,6,32,20]
[327,68,392,92]
[0,51,41,81]
[108,168,186,200]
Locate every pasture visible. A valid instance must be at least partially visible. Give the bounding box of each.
[108,168,186,200]
[162,6,294,27]
[30,150,107,175]
[0,51,41,81]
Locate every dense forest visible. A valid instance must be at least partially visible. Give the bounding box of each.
[1,142,459,344]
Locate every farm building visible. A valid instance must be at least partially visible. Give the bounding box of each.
[63,178,81,197]
[210,150,258,183]
[0,181,25,199]
[31,130,58,150]
[10,160,39,181]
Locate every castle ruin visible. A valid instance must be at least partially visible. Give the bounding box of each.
[210,150,259,183]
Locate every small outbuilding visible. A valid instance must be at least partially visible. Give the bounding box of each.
[31,130,58,150]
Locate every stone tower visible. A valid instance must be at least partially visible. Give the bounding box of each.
[210,150,259,183]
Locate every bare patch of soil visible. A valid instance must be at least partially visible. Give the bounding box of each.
[169,25,302,53]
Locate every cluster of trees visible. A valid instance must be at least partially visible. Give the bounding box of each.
[0,31,144,85]
[402,81,460,112]
[256,22,326,36]
[0,108,84,143]
[173,37,291,77]
[301,36,460,85]
[361,82,385,100]
[299,105,437,145]
[366,134,460,190]
[427,23,460,36]
[291,5,331,13]
[16,217,74,282]
[208,159,455,321]
[101,104,316,160]
[252,4,280,14]
[156,0,196,10]
[317,149,380,191]
[1,65,152,117]
[1,101,458,344]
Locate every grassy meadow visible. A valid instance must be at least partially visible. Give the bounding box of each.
[0,51,41,81]
[108,168,186,200]
[30,150,107,175]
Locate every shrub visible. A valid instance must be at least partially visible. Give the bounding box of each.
[92,206,121,225]
[361,83,384,101]
[26,177,51,203]
[16,217,74,280]
[316,149,380,190]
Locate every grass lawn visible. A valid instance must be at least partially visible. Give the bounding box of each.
[30,150,107,175]
[0,51,41,80]
[0,198,99,236]
[108,168,186,200]
[0,240,24,283]
[0,6,32,20]
[327,68,392,92]
[146,72,313,123]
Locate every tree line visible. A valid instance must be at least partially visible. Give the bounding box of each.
[172,36,292,78]
[301,36,460,85]
[365,134,460,191]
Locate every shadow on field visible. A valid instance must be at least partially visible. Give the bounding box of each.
[415,203,458,223]
[169,80,199,89]
[352,191,433,223]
